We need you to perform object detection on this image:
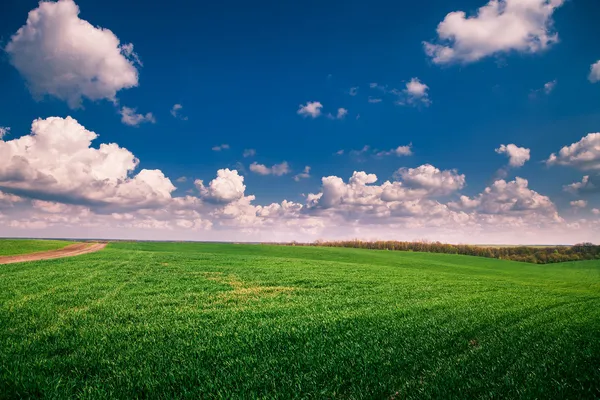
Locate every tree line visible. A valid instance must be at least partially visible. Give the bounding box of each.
[275,240,600,264]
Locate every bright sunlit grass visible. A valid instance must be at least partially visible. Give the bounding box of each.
[0,239,72,256]
[1,241,599,398]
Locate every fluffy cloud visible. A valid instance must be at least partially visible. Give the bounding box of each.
[377,144,413,157]
[399,78,431,106]
[120,107,156,126]
[570,200,587,208]
[249,162,290,176]
[368,97,383,103]
[0,116,594,244]
[6,0,139,108]
[212,144,230,151]
[495,144,531,167]
[590,61,600,83]
[294,166,311,181]
[546,133,600,170]
[195,169,245,203]
[0,127,10,140]
[394,164,465,195]
[336,108,348,119]
[563,175,599,195]
[297,101,323,118]
[424,0,564,64]
[544,80,557,94]
[449,177,561,224]
[0,116,174,208]
[592,208,600,215]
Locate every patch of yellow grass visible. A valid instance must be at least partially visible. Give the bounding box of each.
[203,272,294,301]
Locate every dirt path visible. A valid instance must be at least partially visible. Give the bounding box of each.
[0,242,107,265]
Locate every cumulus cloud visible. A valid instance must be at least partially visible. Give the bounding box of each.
[563,175,599,195]
[396,78,431,106]
[195,169,245,203]
[544,80,557,94]
[6,0,139,108]
[395,164,465,195]
[297,101,323,118]
[592,208,600,215]
[546,133,600,170]
[212,144,230,151]
[368,97,383,103]
[120,107,156,126]
[449,177,560,223]
[294,166,311,181]
[336,108,348,119]
[327,108,349,120]
[249,162,290,176]
[424,0,565,65]
[570,200,587,208]
[589,61,600,83]
[495,144,530,167]
[377,144,413,157]
[0,127,10,140]
[0,116,174,208]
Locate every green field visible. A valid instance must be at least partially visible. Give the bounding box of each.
[1,241,599,399]
[0,239,72,256]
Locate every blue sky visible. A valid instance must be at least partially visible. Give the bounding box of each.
[0,0,599,243]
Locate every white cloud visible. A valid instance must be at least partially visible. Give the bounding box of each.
[212,144,230,151]
[0,116,174,208]
[195,169,245,203]
[348,87,359,96]
[175,176,187,183]
[589,61,600,83]
[563,175,599,195]
[570,200,587,208]
[547,133,600,170]
[377,144,413,157]
[530,80,557,98]
[424,0,565,65]
[294,166,311,181]
[120,107,156,126]
[544,80,557,94]
[6,0,139,108]
[297,101,323,118]
[399,78,431,106]
[328,107,349,120]
[592,208,600,215]
[243,149,256,158]
[170,103,188,120]
[449,177,560,223]
[0,127,10,140]
[495,144,531,167]
[368,97,383,103]
[395,164,465,195]
[249,162,290,176]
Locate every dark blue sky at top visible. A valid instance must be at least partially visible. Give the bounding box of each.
[1,0,600,212]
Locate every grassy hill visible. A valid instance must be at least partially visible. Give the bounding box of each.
[1,241,599,398]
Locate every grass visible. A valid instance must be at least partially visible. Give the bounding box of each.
[0,241,599,399]
[0,239,72,256]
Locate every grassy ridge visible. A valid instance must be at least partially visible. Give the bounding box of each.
[0,242,599,399]
[0,239,72,256]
